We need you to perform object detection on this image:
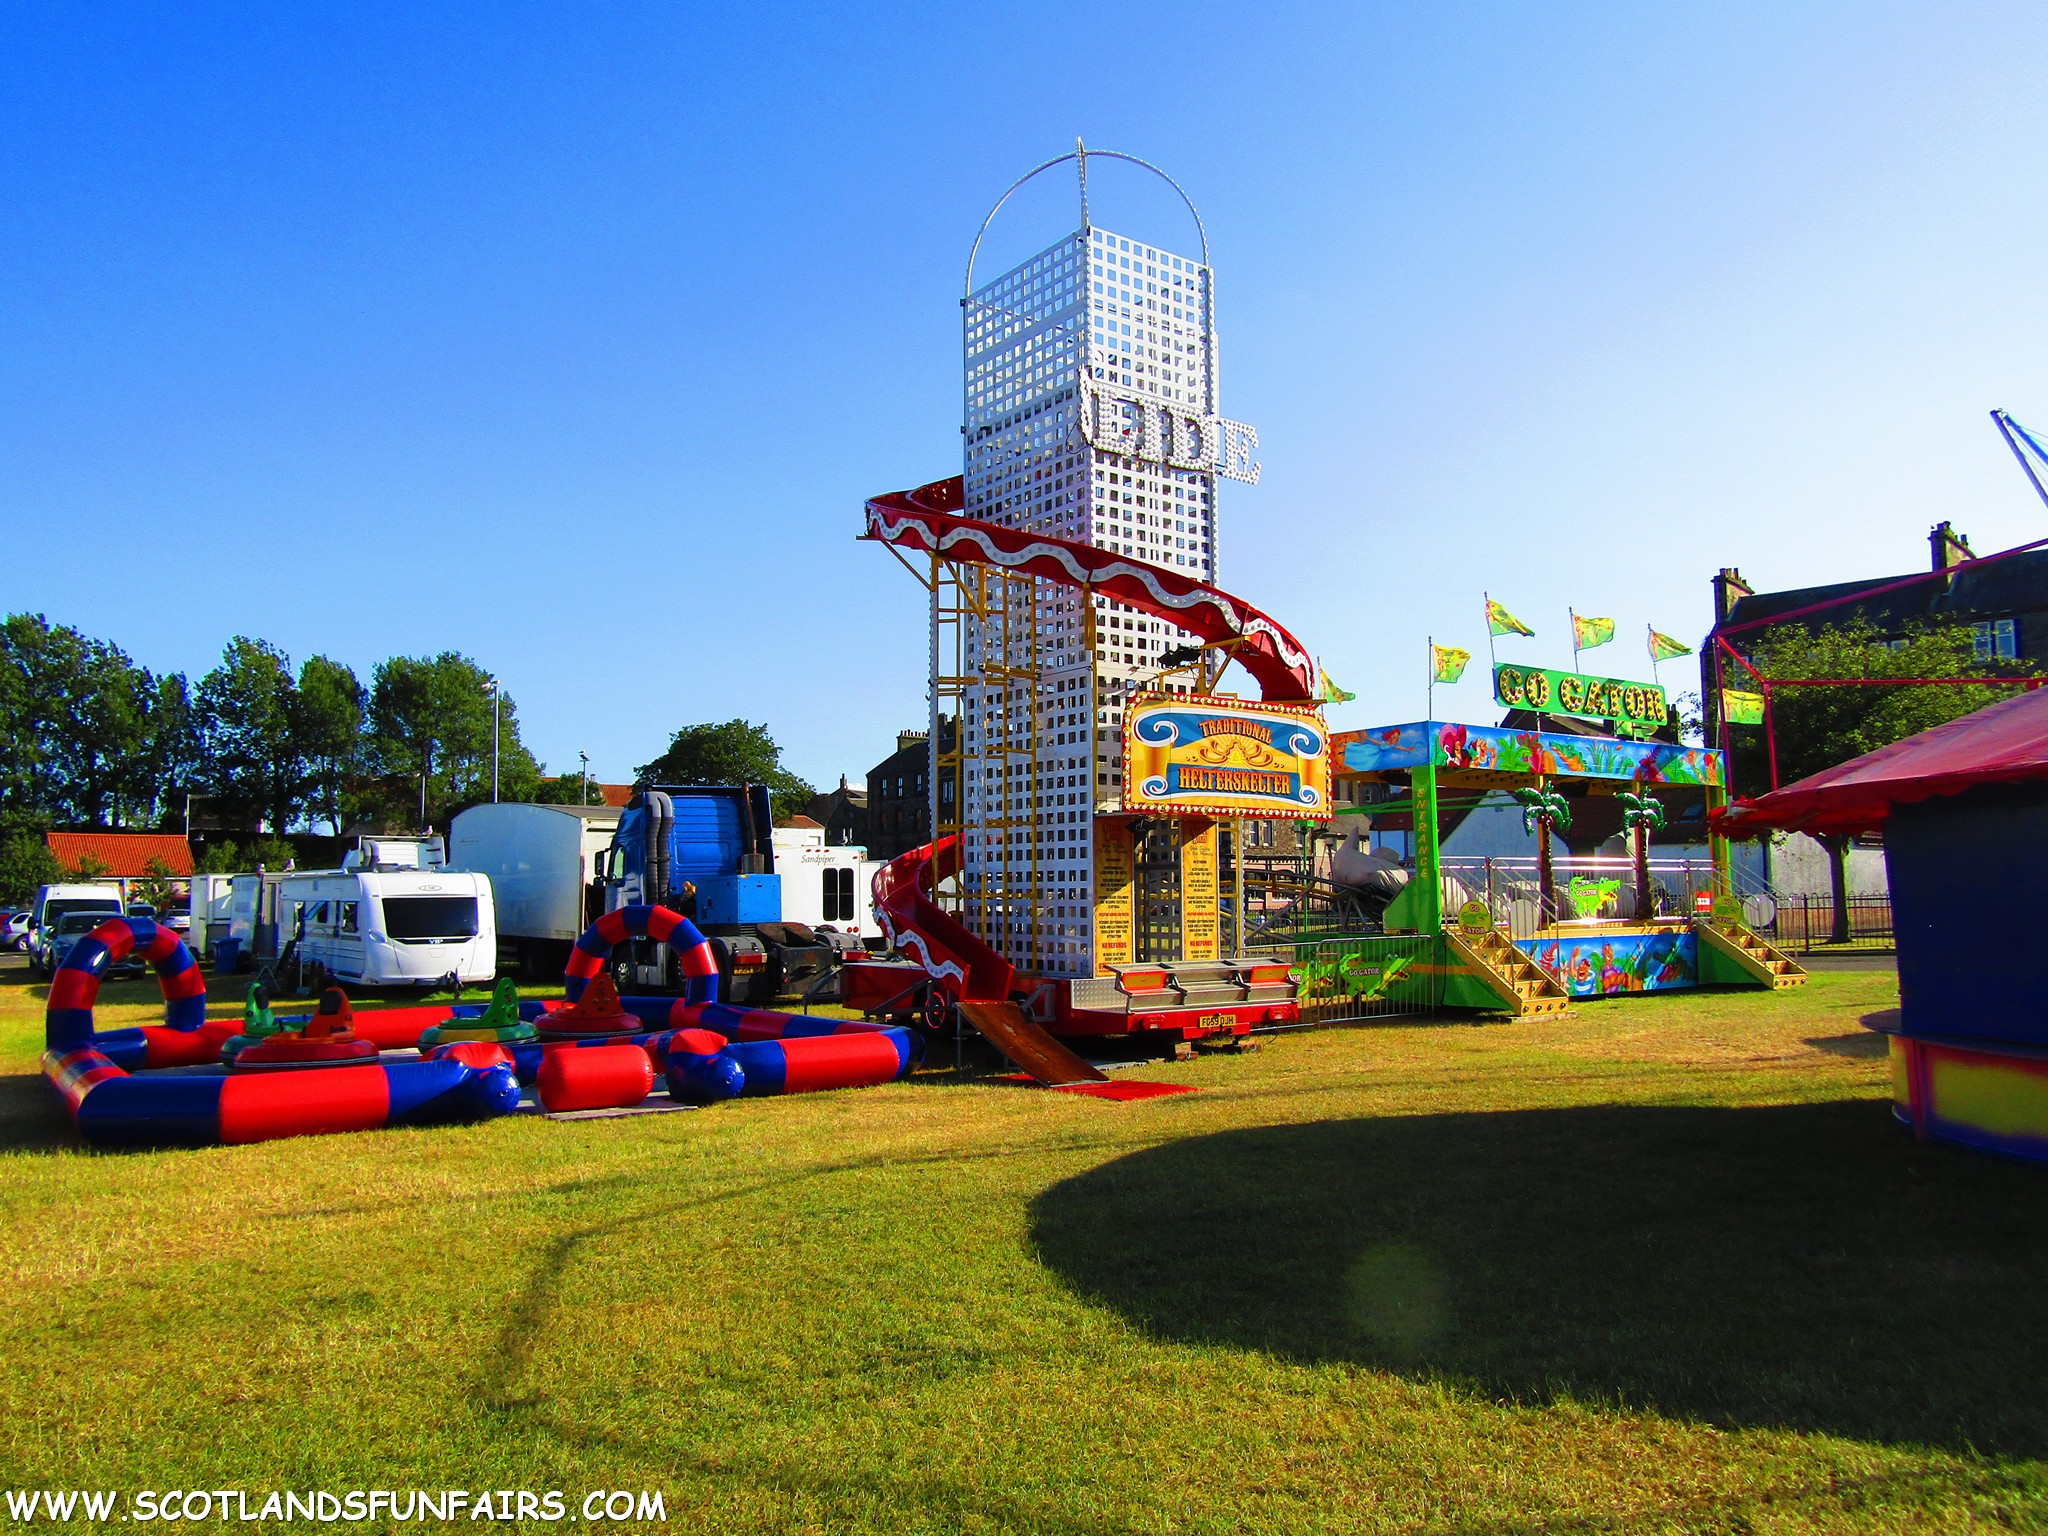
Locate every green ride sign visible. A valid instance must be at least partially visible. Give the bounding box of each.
[1494,664,1668,728]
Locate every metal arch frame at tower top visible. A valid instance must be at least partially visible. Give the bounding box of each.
[962,141,1213,301]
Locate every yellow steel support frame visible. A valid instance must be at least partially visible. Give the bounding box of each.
[929,555,1047,967]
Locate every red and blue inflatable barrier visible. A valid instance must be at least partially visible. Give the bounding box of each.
[670,1001,893,1041]
[43,917,519,1148]
[718,1029,916,1097]
[565,905,718,1006]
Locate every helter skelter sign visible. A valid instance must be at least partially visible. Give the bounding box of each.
[1078,377,1262,484]
[1123,695,1331,819]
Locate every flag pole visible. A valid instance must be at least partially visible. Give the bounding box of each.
[1484,592,1498,672]
[1648,623,1660,689]
[1427,635,1435,722]
[1569,607,1580,672]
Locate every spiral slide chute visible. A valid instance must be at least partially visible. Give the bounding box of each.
[871,835,1015,1003]
[43,917,519,1148]
[863,477,1320,703]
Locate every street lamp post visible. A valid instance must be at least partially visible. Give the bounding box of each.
[486,677,501,804]
[578,752,589,807]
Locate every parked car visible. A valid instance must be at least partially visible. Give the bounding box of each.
[2,912,32,951]
[33,911,146,979]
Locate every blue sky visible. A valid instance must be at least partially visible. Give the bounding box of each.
[5,3,2046,791]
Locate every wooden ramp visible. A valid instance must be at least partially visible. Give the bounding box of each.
[957,1001,1109,1085]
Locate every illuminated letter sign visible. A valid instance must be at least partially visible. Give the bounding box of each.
[1494,664,1668,728]
[1123,697,1330,819]
[1079,379,1261,484]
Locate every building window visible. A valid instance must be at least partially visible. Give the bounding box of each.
[1973,618,2019,661]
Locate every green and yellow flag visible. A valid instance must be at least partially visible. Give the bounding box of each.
[1314,662,1355,704]
[1571,611,1616,651]
[1432,644,1471,684]
[1648,627,1692,662]
[1485,598,1534,638]
[1722,689,1765,725]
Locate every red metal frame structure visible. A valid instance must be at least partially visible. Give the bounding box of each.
[1712,636,2046,790]
[1707,410,2048,790]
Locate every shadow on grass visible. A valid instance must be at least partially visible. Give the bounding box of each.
[0,1071,75,1152]
[1029,1099,2048,1456]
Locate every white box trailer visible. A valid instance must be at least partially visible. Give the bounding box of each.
[190,873,237,959]
[769,826,884,942]
[449,802,622,977]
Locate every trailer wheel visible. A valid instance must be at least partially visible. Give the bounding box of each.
[920,983,957,1041]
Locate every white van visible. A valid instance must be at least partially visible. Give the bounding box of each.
[276,866,497,989]
[27,883,127,975]
[31,881,126,933]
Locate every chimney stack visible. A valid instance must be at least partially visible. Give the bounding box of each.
[1711,567,1753,625]
[1930,521,1975,571]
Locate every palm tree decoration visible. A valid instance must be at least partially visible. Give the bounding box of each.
[1617,788,1667,920]
[1513,784,1573,925]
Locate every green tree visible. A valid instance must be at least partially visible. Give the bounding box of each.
[1727,619,2027,941]
[295,655,366,834]
[246,836,298,871]
[367,653,542,827]
[196,637,306,836]
[530,773,597,805]
[636,719,815,822]
[131,855,183,912]
[0,831,58,906]
[1,615,178,828]
[143,672,201,827]
[193,839,244,876]
[0,615,85,820]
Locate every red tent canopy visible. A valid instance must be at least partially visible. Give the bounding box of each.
[1713,687,2048,839]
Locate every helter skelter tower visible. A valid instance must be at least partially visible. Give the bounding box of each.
[934,144,1266,980]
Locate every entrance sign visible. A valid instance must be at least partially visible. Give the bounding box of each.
[1494,664,1667,729]
[1124,696,1330,819]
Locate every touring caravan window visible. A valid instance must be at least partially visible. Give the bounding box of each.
[339,902,359,933]
[382,896,480,940]
[822,866,855,923]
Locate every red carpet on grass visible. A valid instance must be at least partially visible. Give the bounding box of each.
[996,1074,1198,1101]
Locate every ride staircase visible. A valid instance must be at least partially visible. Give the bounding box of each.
[1442,926,1575,1017]
[1698,923,1809,990]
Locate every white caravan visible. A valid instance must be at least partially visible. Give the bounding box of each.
[271,838,496,988]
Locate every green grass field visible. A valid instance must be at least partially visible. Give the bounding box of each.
[3,957,2046,1533]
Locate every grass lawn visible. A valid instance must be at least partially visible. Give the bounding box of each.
[3,956,2046,1532]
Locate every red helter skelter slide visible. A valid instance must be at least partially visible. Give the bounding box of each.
[859,477,1310,1062]
[865,475,1320,704]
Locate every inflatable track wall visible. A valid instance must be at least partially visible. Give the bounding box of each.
[43,917,519,1148]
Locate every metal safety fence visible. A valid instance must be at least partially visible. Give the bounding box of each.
[1267,933,1441,1024]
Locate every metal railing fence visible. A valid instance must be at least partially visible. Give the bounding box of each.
[1276,934,1440,1023]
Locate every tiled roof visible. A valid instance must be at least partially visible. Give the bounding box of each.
[45,832,194,878]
